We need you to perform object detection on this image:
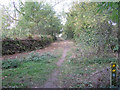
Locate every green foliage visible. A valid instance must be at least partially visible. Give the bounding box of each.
[85,58,116,65]
[2,51,57,69]
[113,44,119,51]
[2,59,21,69]
[58,48,114,88]
[2,1,62,39]
[64,2,118,54]
[1,6,13,39]
[17,2,62,37]
[97,2,118,22]
[3,82,26,88]
[69,56,116,66]
[2,51,60,88]
[24,52,56,62]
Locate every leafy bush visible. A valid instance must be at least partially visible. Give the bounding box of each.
[64,2,118,54]
[2,59,21,69]
[24,52,40,61]
[2,51,57,69]
[25,52,56,62]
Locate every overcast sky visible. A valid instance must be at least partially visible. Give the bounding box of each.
[0,0,119,13]
[0,0,77,24]
[0,0,119,25]
[0,0,76,13]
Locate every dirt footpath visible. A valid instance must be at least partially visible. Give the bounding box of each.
[40,41,73,88]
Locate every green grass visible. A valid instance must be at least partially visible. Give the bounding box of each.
[3,60,56,88]
[58,47,117,88]
[2,50,62,88]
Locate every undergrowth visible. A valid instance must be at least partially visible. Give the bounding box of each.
[2,52,57,69]
[59,46,117,88]
[2,51,60,88]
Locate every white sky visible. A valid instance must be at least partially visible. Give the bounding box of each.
[0,0,119,14]
[0,0,77,24]
[0,0,119,25]
[0,0,75,13]
[0,0,119,13]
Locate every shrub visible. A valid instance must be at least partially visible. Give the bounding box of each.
[2,51,57,69]
[24,52,56,62]
[24,52,41,62]
[2,59,21,69]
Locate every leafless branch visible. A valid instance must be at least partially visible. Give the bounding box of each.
[3,5,19,21]
[52,0,64,8]
[13,2,25,16]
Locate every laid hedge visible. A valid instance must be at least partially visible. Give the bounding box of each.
[2,35,54,55]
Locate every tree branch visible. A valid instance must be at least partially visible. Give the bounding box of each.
[13,2,25,16]
[52,1,64,8]
[3,5,19,21]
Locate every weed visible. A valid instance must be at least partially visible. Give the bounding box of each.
[2,59,21,69]
[24,52,56,62]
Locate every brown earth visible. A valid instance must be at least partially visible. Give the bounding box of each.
[2,40,73,60]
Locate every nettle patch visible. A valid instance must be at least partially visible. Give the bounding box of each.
[2,52,57,69]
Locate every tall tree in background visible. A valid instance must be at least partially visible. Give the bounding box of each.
[1,6,13,38]
[17,2,62,36]
[1,1,62,39]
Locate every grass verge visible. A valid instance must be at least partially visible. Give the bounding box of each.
[58,46,117,88]
[2,48,62,88]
